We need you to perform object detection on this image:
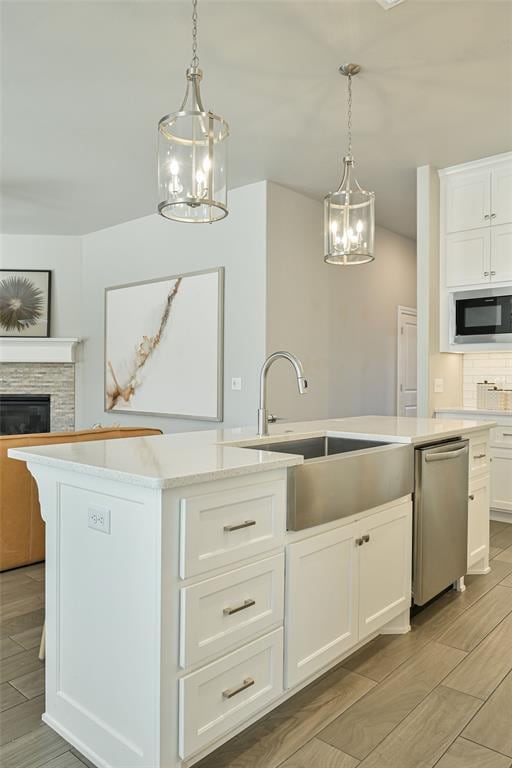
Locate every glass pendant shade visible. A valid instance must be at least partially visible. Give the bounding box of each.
[158,68,229,223]
[324,156,375,265]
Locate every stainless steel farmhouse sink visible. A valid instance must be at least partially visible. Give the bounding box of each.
[242,436,414,530]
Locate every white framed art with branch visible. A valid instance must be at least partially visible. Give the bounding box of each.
[104,267,224,420]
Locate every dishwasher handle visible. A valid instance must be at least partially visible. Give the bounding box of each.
[424,445,468,463]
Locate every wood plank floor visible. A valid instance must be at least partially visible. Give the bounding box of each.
[1,521,512,768]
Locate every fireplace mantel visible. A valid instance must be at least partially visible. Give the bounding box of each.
[0,338,81,364]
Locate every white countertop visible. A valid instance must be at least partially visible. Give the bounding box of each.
[436,407,512,418]
[8,415,496,489]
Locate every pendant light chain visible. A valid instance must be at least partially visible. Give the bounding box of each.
[347,74,353,159]
[191,0,199,68]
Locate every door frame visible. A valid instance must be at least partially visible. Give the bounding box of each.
[396,306,418,416]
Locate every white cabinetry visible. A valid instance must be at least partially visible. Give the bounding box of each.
[445,170,491,233]
[468,475,490,568]
[358,502,411,640]
[445,229,491,287]
[285,499,411,688]
[491,223,512,283]
[439,152,512,353]
[490,448,512,514]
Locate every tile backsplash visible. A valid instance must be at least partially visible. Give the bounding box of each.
[463,353,512,408]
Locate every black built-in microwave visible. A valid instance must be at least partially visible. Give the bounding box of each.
[454,290,512,343]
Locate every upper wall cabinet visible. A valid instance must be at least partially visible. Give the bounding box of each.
[492,164,512,226]
[441,153,512,291]
[439,152,512,352]
[446,170,491,233]
[446,163,512,235]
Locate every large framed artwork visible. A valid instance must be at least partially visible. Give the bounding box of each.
[0,270,51,337]
[105,267,224,420]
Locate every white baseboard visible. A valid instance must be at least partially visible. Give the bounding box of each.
[491,509,512,524]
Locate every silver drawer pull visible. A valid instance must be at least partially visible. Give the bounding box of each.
[362,534,370,543]
[355,537,364,546]
[222,677,255,699]
[223,520,256,532]
[502,433,512,437]
[474,453,487,460]
[469,494,475,501]
[223,598,256,616]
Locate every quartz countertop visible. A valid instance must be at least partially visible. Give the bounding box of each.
[436,407,512,418]
[8,415,496,489]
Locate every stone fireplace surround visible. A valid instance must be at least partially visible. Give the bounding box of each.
[0,363,75,432]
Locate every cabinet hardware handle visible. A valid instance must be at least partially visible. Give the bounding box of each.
[223,598,256,616]
[484,214,490,220]
[491,213,497,218]
[483,271,490,277]
[224,520,256,532]
[491,271,496,276]
[222,677,255,699]
[355,537,364,546]
[469,494,475,501]
[362,534,370,543]
[502,433,512,437]
[474,453,487,459]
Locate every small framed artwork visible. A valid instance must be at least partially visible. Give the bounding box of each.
[105,267,224,421]
[0,270,51,337]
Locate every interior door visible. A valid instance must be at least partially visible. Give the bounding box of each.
[397,308,417,417]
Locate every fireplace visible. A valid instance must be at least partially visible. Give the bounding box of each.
[0,394,51,435]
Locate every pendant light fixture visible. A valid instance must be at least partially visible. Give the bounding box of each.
[157,0,229,223]
[324,64,375,265]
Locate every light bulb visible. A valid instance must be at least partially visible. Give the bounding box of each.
[202,156,211,173]
[170,159,180,175]
[356,220,363,233]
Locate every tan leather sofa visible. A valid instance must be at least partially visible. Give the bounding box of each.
[0,426,162,571]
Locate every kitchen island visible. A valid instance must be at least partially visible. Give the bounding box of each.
[9,415,495,768]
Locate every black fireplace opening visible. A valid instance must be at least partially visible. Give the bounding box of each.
[0,395,51,435]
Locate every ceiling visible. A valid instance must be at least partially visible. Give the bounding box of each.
[1,0,511,238]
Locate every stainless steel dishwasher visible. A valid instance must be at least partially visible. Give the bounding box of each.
[413,439,469,606]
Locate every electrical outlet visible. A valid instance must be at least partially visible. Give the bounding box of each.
[231,377,242,391]
[434,378,444,394]
[88,506,111,534]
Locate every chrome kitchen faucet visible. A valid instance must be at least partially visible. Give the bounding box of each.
[257,351,308,437]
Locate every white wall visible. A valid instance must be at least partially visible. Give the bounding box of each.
[416,165,463,416]
[265,183,330,421]
[78,182,268,432]
[328,226,417,417]
[0,234,82,337]
[2,182,418,431]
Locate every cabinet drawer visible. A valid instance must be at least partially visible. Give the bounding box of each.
[178,628,283,759]
[180,554,284,668]
[469,433,490,477]
[490,426,512,448]
[179,479,286,578]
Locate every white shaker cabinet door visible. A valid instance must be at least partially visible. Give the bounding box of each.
[491,449,512,514]
[491,163,512,226]
[446,170,491,233]
[468,476,490,569]
[445,229,491,287]
[285,522,358,689]
[358,501,412,641]
[490,223,512,283]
